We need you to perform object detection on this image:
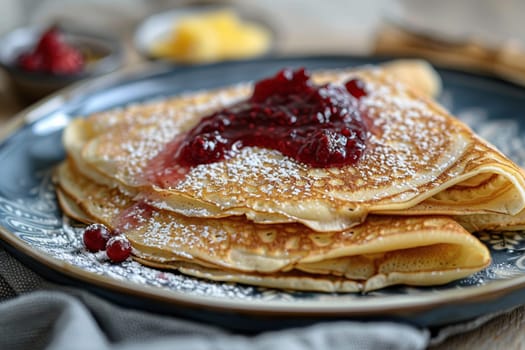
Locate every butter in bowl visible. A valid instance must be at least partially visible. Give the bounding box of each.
[134,7,274,64]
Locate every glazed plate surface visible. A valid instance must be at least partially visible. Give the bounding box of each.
[2,56,525,330]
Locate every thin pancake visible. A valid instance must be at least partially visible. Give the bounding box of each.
[55,160,490,292]
[455,209,525,233]
[63,61,525,232]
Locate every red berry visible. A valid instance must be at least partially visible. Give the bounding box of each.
[345,78,368,99]
[106,235,132,263]
[180,132,227,165]
[83,223,111,252]
[35,27,63,55]
[16,26,85,74]
[17,52,44,71]
[46,47,84,74]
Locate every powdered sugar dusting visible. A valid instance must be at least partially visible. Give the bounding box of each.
[177,147,310,200]
[86,84,251,185]
[166,70,471,208]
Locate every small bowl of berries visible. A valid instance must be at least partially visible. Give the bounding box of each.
[0,25,123,101]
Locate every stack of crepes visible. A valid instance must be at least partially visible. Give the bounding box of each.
[55,60,525,292]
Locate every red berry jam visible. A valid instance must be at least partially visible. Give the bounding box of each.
[175,68,368,168]
[148,68,369,186]
[106,235,132,263]
[113,201,154,232]
[83,223,111,252]
[16,26,84,74]
[345,78,368,99]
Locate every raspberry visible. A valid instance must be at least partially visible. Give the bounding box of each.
[35,27,62,55]
[46,47,84,74]
[15,26,85,75]
[17,52,44,71]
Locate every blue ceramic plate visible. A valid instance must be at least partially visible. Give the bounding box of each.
[2,56,525,331]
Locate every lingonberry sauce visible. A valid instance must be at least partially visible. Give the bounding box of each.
[148,68,368,186]
[345,78,368,99]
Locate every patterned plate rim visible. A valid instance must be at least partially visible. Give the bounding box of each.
[2,56,525,318]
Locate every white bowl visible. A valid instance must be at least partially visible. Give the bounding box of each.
[134,6,276,62]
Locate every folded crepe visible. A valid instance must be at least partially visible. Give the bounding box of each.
[62,60,525,232]
[56,161,490,292]
[55,60,525,292]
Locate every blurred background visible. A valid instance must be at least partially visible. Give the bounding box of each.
[0,0,391,56]
[1,0,525,119]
